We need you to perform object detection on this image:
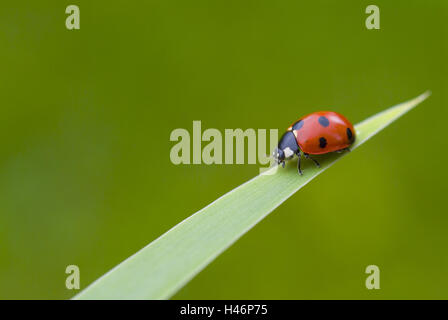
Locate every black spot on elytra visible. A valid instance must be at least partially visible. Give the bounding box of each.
[319,137,327,148]
[292,120,304,130]
[346,127,353,141]
[318,116,330,127]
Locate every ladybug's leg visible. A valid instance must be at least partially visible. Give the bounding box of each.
[304,153,320,168]
[296,151,303,175]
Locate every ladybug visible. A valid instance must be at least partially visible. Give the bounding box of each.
[273,111,356,175]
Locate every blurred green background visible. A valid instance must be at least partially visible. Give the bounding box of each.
[0,0,446,299]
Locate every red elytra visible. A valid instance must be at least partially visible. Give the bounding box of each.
[288,111,355,155]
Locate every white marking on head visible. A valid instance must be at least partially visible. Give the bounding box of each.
[283,147,294,158]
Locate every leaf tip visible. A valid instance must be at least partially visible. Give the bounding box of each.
[419,90,432,101]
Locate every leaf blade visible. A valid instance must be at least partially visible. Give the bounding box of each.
[74,91,431,300]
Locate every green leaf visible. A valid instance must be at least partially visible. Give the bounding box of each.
[74,91,431,300]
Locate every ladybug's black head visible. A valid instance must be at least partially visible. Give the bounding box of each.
[273,131,300,167]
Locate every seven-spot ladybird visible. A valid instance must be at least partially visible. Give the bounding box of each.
[273,111,356,175]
